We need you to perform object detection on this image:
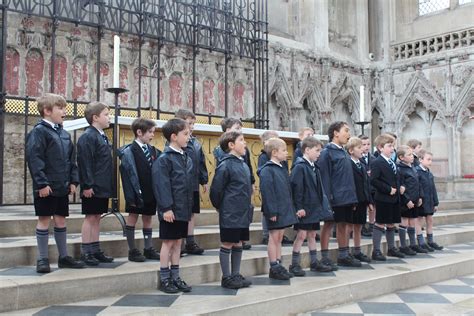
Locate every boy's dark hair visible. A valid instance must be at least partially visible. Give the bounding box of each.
[84,101,109,125]
[131,118,156,137]
[175,109,196,120]
[359,135,370,141]
[418,149,433,159]
[301,136,323,153]
[162,118,187,142]
[327,121,348,141]
[407,139,422,149]
[219,131,243,153]
[37,93,67,117]
[220,117,242,132]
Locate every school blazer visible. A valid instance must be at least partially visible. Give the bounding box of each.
[118,142,160,208]
[290,157,332,223]
[416,165,439,214]
[351,160,372,204]
[152,147,194,222]
[258,161,298,229]
[26,120,79,197]
[397,162,423,210]
[370,155,400,204]
[77,126,113,198]
[210,154,253,228]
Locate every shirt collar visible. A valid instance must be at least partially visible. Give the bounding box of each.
[303,156,314,167]
[351,157,360,164]
[42,118,56,129]
[381,154,392,163]
[270,159,283,167]
[330,142,343,149]
[135,139,146,148]
[169,145,184,155]
[94,126,105,135]
[419,164,427,171]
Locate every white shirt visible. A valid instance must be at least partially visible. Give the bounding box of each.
[169,145,184,155]
[270,159,283,167]
[330,142,343,149]
[42,118,56,129]
[303,156,315,168]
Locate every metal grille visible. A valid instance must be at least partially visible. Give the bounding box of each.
[419,0,450,16]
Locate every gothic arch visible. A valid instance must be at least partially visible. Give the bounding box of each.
[452,75,474,131]
[331,82,361,125]
[268,65,296,130]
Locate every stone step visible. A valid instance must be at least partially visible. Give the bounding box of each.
[0,209,262,238]
[0,210,472,268]
[0,222,472,313]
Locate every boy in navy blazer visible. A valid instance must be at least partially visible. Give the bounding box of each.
[118,118,161,262]
[258,138,298,280]
[77,101,114,266]
[370,134,405,261]
[289,137,333,276]
[26,93,85,273]
[210,131,253,289]
[407,139,423,167]
[359,135,376,237]
[318,121,360,269]
[152,118,193,293]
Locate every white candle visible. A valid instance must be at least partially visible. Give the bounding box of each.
[113,35,120,88]
[359,85,365,122]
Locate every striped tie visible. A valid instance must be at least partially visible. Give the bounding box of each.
[101,134,109,144]
[356,161,362,170]
[388,159,397,174]
[142,145,152,166]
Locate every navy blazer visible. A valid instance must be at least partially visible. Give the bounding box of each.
[26,120,79,197]
[290,157,332,223]
[370,155,400,204]
[258,161,298,229]
[152,147,194,222]
[77,126,113,198]
[398,162,423,210]
[210,154,253,228]
[351,160,372,205]
[416,165,439,214]
[317,143,358,207]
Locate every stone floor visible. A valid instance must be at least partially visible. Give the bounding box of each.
[304,275,474,316]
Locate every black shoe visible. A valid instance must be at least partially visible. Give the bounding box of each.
[353,252,372,263]
[410,245,428,253]
[58,256,85,269]
[185,242,205,255]
[36,258,51,273]
[262,236,269,245]
[320,257,339,271]
[128,248,146,262]
[371,250,386,261]
[81,253,100,266]
[93,250,114,263]
[269,265,290,280]
[421,243,434,252]
[221,275,243,289]
[235,274,252,287]
[173,277,192,292]
[310,259,332,272]
[242,242,252,250]
[387,247,405,258]
[337,256,362,267]
[144,247,160,260]
[399,246,417,256]
[289,264,306,277]
[282,235,293,245]
[428,242,444,251]
[159,278,179,293]
[361,226,372,237]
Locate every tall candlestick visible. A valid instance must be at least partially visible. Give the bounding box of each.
[113,35,120,88]
[359,85,365,122]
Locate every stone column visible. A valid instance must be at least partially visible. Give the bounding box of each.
[313,0,329,51]
[356,0,370,62]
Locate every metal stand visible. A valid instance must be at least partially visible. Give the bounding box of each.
[103,87,128,236]
[356,121,370,136]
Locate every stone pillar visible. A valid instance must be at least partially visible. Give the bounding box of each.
[356,0,370,62]
[313,0,329,51]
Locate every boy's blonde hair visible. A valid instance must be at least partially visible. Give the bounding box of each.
[418,149,433,159]
[407,139,422,149]
[264,137,286,157]
[374,133,395,149]
[260,130,279,143]
[85,101,109,125]
[37,93,67,117]
[397,145,412,159]
[346,137,362,152]
[298,127,314,138]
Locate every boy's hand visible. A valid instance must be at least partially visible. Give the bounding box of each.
[407,201,415,209]
[269,216,277,222]
[163,210,175,223]
[434,206,438,213]
[38,186,52,197]
[400,186,406,195]
[417,198,422,207]
[201,184,208,193]
[69,184,76,195]
[390,187,397,195]
[296,209,305,218]
[368,204,375,212]
[83,188,94,198]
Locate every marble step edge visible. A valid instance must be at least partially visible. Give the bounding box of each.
[0,225,472,313]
